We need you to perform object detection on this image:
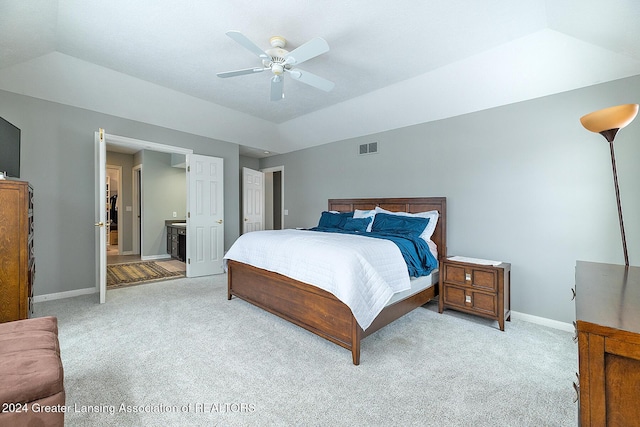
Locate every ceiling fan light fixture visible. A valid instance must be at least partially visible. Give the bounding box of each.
[272,64,284,75]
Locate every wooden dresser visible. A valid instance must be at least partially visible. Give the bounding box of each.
[575,261,640,426]
[0,180,35,323]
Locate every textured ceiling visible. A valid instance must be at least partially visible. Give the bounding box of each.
[1,0,640,156]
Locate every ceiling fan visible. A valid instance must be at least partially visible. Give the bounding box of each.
[217,31,335,101]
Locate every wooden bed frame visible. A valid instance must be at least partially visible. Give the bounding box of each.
[227,197,447,365]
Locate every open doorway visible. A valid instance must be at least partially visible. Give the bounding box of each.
[96,131,224,300]
[99,133,193,297]
[262,166,284,231]
[105,149,187,264]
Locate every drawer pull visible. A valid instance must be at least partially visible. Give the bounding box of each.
[573,381,579,403]
[572,321,578,343]
[571,287,576,301]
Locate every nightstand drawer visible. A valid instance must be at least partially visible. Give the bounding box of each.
[442,263,497,292]
[443,284,467,307]
[443,285,497,316]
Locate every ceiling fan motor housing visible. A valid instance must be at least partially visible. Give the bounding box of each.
[264,36,289,75]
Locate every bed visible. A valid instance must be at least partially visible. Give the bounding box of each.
[225,197,447,365]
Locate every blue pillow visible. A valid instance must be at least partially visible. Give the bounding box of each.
[342,217,372,232]
[317,211,354,228]
[371,212,429,236]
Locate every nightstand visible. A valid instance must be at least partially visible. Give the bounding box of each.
[438,256,511,330]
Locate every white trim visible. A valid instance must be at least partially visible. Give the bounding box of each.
[33,287,96,303]
[132,164,142,255]
[106,133,193,155]
[141,254,172,261]
[511,310,574,332]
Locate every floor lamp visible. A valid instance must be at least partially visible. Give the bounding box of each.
[580,103,639,267]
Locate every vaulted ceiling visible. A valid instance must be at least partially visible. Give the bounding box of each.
[1,1,639,156]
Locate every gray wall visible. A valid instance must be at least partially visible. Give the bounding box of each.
[239,155,259,171]
[0,89,240,297]
[261,75,640,323]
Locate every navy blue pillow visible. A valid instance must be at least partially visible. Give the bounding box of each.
[317,211,354,228]
[342,217,372,232]
[371,212,429,236]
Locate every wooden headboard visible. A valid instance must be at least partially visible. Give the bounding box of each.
[328,197,447,260]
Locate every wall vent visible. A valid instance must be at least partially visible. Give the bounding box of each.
[359,142,378,155]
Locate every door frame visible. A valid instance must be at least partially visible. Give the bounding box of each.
[261,165,285,230]
[132,164,142,255]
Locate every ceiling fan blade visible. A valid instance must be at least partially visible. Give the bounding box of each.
[270,75,284,101]
[226,31,270,60]
[286,68,334,92]
[216,67,266,78]
[284,37,329,66]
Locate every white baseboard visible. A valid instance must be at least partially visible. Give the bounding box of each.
[511,310,574,332]
[33,287,97,303]
[121,251,134,255]
[141,254,171,261]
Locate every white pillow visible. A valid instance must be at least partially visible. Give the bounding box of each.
[426,239,438,261]
[374,206,439,241]
[353,209,376,232]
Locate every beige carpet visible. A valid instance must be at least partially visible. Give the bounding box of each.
[106,261,185,288]
[34,274,578,426]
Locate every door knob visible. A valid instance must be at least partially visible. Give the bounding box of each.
[94,222,104,227]
[244,218,248,221]
[217,219,223,224]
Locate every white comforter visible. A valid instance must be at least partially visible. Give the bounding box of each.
[223,229,411,330]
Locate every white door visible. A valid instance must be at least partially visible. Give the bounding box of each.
[94,129,107,303]
[187,154,224,277]
[242,167,265,233]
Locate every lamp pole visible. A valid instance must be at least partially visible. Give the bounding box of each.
[604,135,629,267]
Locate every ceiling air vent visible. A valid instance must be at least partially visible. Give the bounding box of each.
[359,142,378,155]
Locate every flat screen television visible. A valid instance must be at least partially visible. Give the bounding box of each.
[0,116,21,178]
